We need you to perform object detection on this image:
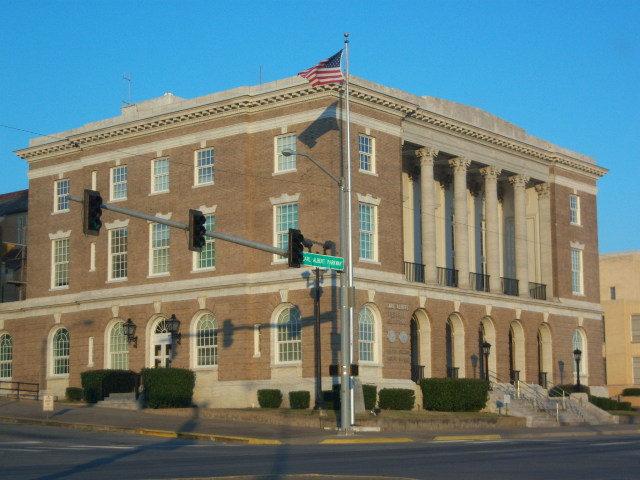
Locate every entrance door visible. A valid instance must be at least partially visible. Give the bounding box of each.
[152,332,173,367]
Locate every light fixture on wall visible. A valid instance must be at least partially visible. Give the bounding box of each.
[573,348,582,391]
[167,314,182,344]
[123,318,138,348]
[482,341,491,383]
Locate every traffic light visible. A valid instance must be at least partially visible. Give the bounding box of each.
[83,189,103,236]
[287,228,305,268]
[188,209,207,252]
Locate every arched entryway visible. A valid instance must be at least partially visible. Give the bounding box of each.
[410,309,431,382]
[509,320,526,383]
[446,313,465,378]
[537,323,553,388]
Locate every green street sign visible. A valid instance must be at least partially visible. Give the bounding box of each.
[302,252,345,270]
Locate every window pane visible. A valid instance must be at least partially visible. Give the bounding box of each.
[197,215,216,269]
[152,224,170,274]
[358,307,375,362]
[359,204,375,260]
[110,322,129,370]
[632,315,640,342]
[53,328,70,375]
[0,334,12,378]
[56,179,70,211]
[359,135,373,172]
[276,204,298,253]
[53,239,69,287]
[112,166,128,199]
[110,228,128,279]
[197,314,218,366]
[277,308,301,362]
[196,149,214,184]
[276,135,296,172]
[153,158,170,192]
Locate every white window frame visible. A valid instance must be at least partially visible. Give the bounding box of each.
[111,165,128,201]
[194,214,216,271]
[151,157,170,194]
[275,134,297,173]
[150,223,170,276]
[54,179,70,213]
[194,313,218,368]
[358,306,376,363]
[358,134,375,173]
[51,327,70,376]
[276,306,302,363]
[358,202,378,261]
[570,247,584,295]
[52,238,70,289]
[109,227,128,281]
[0,334,12,379]
[109,322,129,370]
[195,148,215,186]
[274,203,298,263]
[631,314,640,342]
[569,194,581,225]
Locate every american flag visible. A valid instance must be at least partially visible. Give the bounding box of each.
[298,50,344,87]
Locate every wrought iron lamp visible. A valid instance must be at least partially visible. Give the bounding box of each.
[167,314,182,344]
[481,341,491,383]
[573,348,582,391]
[123,318,138,348]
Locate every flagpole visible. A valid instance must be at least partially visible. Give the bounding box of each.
[340,32,355,431]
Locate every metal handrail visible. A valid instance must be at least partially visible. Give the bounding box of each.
[488,371,559,422]
[0,380,39,400]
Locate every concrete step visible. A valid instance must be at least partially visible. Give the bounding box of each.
[95,392,141,410]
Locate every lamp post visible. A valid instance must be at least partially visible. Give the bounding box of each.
[482,341,491,383]
[573,348,582,392]
[123,318,138,348]
[282,148,354,431]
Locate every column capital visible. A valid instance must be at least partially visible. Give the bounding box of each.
[415,147,439,165]
[509,174,530,188]
[448,156,471,172]
[480,165,502,180]
[535,182,551,198]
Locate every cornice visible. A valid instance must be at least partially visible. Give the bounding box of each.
[16,78,607,179]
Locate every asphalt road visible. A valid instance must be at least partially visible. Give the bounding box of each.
[2,422,639,480]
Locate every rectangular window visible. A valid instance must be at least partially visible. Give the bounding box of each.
[52,238,69,287]
[109,228,128,280]
[275,134,296,172]
[610,286,616,300]
[54,179,70,212]
[275,203,298,258]
[196,215,216,269]
[151,223,170,275]
[571,248,583,294]
[358,134,375,172]
[631,315,640,342]
[111,165,128,200]
[634,357,640,385]
[195,149,214,185]
[570,194,581,225]
[152,157,170,193]
[359,203,377,261]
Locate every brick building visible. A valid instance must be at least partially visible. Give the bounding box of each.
[1,76,607,405]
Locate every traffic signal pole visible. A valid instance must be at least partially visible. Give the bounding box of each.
[69,194,287,257]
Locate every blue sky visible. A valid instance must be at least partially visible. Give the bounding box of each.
[1,0,638,254]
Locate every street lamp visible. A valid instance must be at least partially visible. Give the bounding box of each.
[573,348,582,392]
[167,314,182,345]
[123,318,138,348]
[282,148,354,431]
[481,341,491,383]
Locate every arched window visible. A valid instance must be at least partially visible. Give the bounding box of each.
[110,322,129,370]
[358,306,375,362]
[572,329,587,375]
[0,334,12,378]
[52,328,70,375]
[277,307,301,362]
[196,314,218,367]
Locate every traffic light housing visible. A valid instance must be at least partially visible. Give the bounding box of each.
[287,228,305,268]
[83,189,103,236]
[188,209,207,252]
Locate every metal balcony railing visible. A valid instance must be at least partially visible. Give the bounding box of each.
[437,267,458,287]
[404,262,425,283]
[411,364,425,383]
[470,272,490,292]
[502,277,519,296]
[529,282,547,300]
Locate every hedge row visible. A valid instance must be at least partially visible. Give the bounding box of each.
[141,368,195,408]
[80,369,139,403]
[589,395,632,411]
[420,378,488,412]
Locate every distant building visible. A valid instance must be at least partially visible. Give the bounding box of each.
[0,189,28,302]
[600,252,640,394]
[3,76,606,403]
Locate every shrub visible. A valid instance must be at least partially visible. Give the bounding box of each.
[81,369,139,403]
[258,389,283,408]
[363,384,377,410]
[589,395,632,411]
[621,388,640,397]
[65,387,83,402]
[378,388,415,410]
[420,378,488,412]
[550,384,590,396]
[289,391,310,409]
[141,368,195,408]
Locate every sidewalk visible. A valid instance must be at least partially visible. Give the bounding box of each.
[1,398,639,445]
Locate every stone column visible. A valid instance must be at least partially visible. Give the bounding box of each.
[510,174,530,297]
[416,147,439,284]
[449,157,471,289]
[481,166,502,293]
[535,183,553,297]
